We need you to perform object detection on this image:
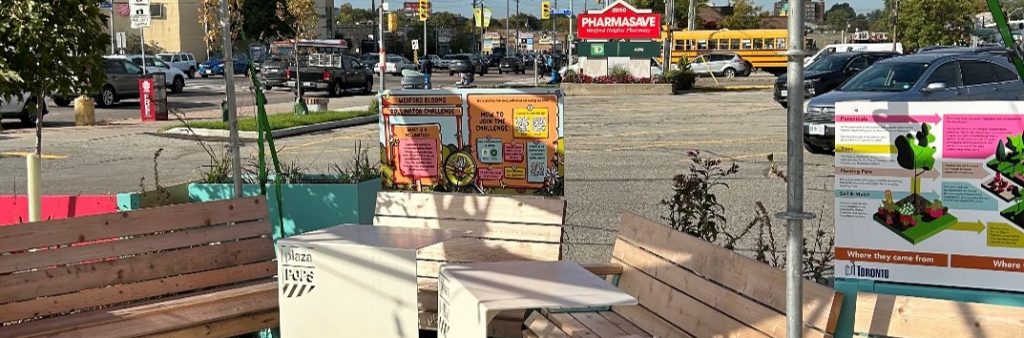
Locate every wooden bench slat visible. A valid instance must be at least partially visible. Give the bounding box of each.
[570,312,632,338]
[0,261,275,323]
[1,281,277,337]
[855,293,1024,338]
[525,312,571,338]
[611,305,694,338]
[597,311,651,337]
[614,258,773,338]
[0,197,266,253]
[617,213,841,333]
[374,216,563,242]
[547,313,603,338]
[0,237,275,304]
[147,309,279,338]
[613,239,828,338]
[375,191,565,225]
[416,237,561,262]
[0,220,271,275]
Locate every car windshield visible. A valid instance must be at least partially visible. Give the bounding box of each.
[840,62,929,92]
[147,57,169,68]
[452,55,470,60]
[158,54,173,62]
[501,58,517,62]
[805,54,850,72]
[388,56,402,62]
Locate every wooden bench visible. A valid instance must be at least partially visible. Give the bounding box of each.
[0,197,278,337]
[373,191,566,337]
[525,213,844,338]
[851,292,1024,337]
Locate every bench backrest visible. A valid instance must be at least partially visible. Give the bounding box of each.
[610,213,843,338]
[0,197,274,325]
[374,191,566,278]
[854,292,1024,337]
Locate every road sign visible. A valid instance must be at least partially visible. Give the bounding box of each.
[412,39,420,51]
[129,0,151,29]
[116,32,127,50]
[552,9,572,16]
[99,1,112,10]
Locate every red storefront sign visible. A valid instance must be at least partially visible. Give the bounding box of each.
[139,77,156,121]
[577,0,660,40]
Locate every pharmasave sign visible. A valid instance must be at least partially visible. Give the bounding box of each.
[577,0,660,40]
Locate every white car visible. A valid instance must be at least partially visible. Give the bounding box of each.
[158,52,198,78]
[384,55,417,76]
[0,93,47,126]
[124,55,187,94]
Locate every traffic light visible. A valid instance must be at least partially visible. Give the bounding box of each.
[541,1,550,20]
[388,12,397,32]
[418,0,430,22]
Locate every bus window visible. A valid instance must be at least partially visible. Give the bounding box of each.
[776,38,787,48]
[719,39,729,49]
[697,40,708,49]
[753,38,764,49]
[730,39,740,49]
[741,39,752,49]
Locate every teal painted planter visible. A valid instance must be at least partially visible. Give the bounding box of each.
[833,278,1024,337]
[187,177,380,240]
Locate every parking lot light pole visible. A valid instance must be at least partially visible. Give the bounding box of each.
[219,0,242,198]
[778,1,814,337]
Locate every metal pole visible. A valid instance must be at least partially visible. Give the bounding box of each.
[480,1,486,53]
[778,1,812,338]
[109,7,115,54]
[424,20,428,58]
[140,28,147,75]
[220,0,242,198]
[553,0,557,53]
[379,4,386,92]
[892,0,899,52]
[664,0,674,66]
[506,0,510,51]
[516,0,520,54]
[687,0,696,30]
[569,0,574,57]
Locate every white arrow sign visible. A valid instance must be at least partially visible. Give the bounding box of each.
[130,0,151,29]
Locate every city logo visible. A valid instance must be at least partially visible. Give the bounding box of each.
[281,247,316,298]
[844,262,891,279]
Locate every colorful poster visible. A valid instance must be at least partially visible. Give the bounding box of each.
[834,101,1024,292]
[379,89,564,196]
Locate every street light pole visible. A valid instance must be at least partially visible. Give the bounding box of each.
[687,0,696,30]
[516,0,520,54]
[219,0,242,198]
[506,0,510,52]
[892,0,900,52]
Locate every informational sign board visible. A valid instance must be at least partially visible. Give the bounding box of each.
[576,41,661,58]
[129,0,150,28]
[412,39,419,51]
[834,101,1024,292]
[576,0,660,40]
[380,89,564,196]
[551,8,572,16]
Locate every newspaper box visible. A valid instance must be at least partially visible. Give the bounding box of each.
[139,74,168,121]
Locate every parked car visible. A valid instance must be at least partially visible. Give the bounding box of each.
[197,54,248,78]
[259,57,290,90]
[286,54,373,96]
[498,57,526,74]
[439,54,458,69]
[0,93,48,126]
[803,53,1024,154]
[157,52,198,78]
[689,53,750,78]
[426,54,442,68]
[804,43,903,66]
[485,55,502,67]
[448,54,488,76]
[774,51,899,108]
[383,55,417,76]
[125,54,187,94]
[53,56,143,107]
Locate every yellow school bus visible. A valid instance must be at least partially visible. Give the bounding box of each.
[668,29,793,75]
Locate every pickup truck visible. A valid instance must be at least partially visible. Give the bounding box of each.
[285,54,374,97]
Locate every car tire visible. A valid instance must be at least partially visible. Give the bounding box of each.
[450,71,455,76]
[52,97,72,107]
[498,70,503,74]
[200,74,209,78]
[723,68,737,78]
[20,98,44,127]
[803,141,832,155]
[362,79,373,94]
[329,81,344,97]
[172,76,185,94]
[97,86,116,107]
[188,67,196,79]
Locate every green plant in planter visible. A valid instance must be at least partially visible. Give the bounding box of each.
[662,69,697,90]
[331,141,381,184]
[608,66,630,78]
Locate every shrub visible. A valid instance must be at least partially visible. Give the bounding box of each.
[563,69,580,83]
[662,69,697,90]
[369,96,380,115]
[608,65,631,78]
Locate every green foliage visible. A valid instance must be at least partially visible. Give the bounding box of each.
[661,150,740,243]
[242,0,294,41]
[608,66,631,78]
[336,3,375,26]
[330,142,381,184]
[721,0,765,29]
[369,97,380,115]
[895,123,937,172]
[563,69,579,83]
[122,33,166,55]
[898,202,915,216]
[661,68,696,90]
[871,0,983,51]
[997,139,1007,162]
[1008,133,1024,158]
[173,110,373,131]
[627,0,709,28]
[0,1,108,104]
[824,3,869,31]
[287,0,319,40]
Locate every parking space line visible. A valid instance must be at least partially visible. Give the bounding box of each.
[0,152,67,159]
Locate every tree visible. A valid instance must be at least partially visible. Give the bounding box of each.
[825,3,857,30]
[721,0,764,29]
[286,0,318,40]
[337,3,375,26]
[628,0,709,28]
[242,0,294,41]
[0,1,107,149]
[894,123,937,213]
[199,0,245,56]
[872,0,984,51]
[508,13,542,31]
[998,139,1007,162]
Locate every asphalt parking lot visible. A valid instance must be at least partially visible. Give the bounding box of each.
[0,88,830,263]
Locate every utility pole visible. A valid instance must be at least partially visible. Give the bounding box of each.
[553,0,557,53]
[569,0,574,58]
[480,0,486,54]
[892,0,899,52]
[780,0,812,337]
[515,0,520,54]
[379,2,387,92]
[219,0,241,198]
[687,0,696,30]
[506,0,510,52]
[664,0,674,66]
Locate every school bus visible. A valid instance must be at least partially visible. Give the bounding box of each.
[668,29,805,75]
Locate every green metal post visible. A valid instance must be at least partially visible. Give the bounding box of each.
[987,0,1024,83]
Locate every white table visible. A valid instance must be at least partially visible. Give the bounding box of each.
[437,261,638,338]
[277,225,467,338]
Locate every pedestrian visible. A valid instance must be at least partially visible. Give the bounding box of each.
[420,57,433,89]
[546,53,560,84]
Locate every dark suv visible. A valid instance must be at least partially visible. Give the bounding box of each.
[448,54,488,76]
[774,51,899,108]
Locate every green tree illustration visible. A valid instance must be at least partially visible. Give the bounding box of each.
[894,123,937,214]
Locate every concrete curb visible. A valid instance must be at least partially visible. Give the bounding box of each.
[155,115,378,142]
[693,85,774,91]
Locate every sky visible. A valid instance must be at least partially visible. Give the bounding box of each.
[335,0,885,19]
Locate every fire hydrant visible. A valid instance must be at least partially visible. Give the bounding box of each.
[74,95,95,126]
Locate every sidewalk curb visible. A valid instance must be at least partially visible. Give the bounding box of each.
[152,115,379,142]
